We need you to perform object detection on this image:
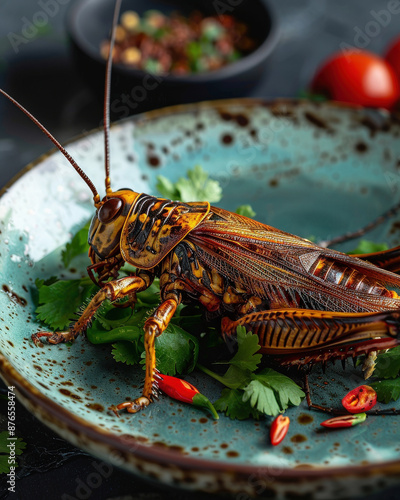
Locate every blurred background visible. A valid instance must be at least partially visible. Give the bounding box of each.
[1,0,400,498]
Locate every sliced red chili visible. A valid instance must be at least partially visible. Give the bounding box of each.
[342,385,377,413]
[157,374,219,419]
[270,415,290,446]
[320,413,367,429]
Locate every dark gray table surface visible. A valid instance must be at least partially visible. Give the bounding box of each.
[0,1,400,499]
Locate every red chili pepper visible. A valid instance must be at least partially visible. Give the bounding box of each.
[320,413,366,429]
[157,374,219,419]
[270,415,290,446]
[342,385,377,413]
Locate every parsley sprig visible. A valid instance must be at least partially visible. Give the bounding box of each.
[62,220,91,268]
[0,431,26,474]
[156,165,222,203]
[198,327,304,418]
[370,346,400,404]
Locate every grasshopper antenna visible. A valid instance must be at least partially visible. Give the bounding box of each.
[103,0,123,197]
[0,89,101,207]
[318,200,400,248]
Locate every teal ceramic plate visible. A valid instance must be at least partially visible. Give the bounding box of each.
[1,99,400,499]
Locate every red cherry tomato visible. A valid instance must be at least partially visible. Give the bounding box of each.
[311,50,400,109]
[342,385,377,414]
[270,415,290,446]
[385,36,400,84]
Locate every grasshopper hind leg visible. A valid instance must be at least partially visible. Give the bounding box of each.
[222,308,400,416]
[110,297,179,415]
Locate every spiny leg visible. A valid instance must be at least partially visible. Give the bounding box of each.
[222,308,400,354]
[111,297,179,415]
[32,275,150,345]
[222,308,400,415]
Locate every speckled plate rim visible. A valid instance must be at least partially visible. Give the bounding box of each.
[1,97,400,483]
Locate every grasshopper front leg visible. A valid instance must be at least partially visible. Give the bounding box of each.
[32,275,151,345]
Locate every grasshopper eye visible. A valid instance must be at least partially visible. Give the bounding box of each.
[98,198,123,223]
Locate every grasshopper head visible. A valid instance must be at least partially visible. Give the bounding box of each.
[88,189,139,268]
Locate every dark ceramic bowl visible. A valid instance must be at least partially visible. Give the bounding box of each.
[66,0,278,117]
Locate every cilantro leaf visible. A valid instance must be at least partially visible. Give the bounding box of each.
[96,306,133,331]
[140,324,199,375]
[214,388,260,420]
[112,340,142,365]
[61,220,91,268]
[205,360,305,417]
[242,379,281,416]
[216,326,262,372]
[235,205,256,218]
[135,280,162,309]
[156,165,222,203]
[200,326,262,389]
[183,165,222,202]
[35,276,58,289]
[370,378,400,404]
[0,455,14,474]
[0,432,26,474]
[36,280,86,330]
[199,363,250,390]
[252,368,305,409]
[240,368,304,416]
[155,176,176,199]
[349,240,388,255]
[374,347,400,379]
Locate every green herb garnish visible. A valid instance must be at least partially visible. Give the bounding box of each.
[348,240,388,254]
[0,432,26,474]
[156,165,222,203]
[198,327,305,417]
[370,379,400,404]
[236,204,256,218]
[62,220,91,268]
